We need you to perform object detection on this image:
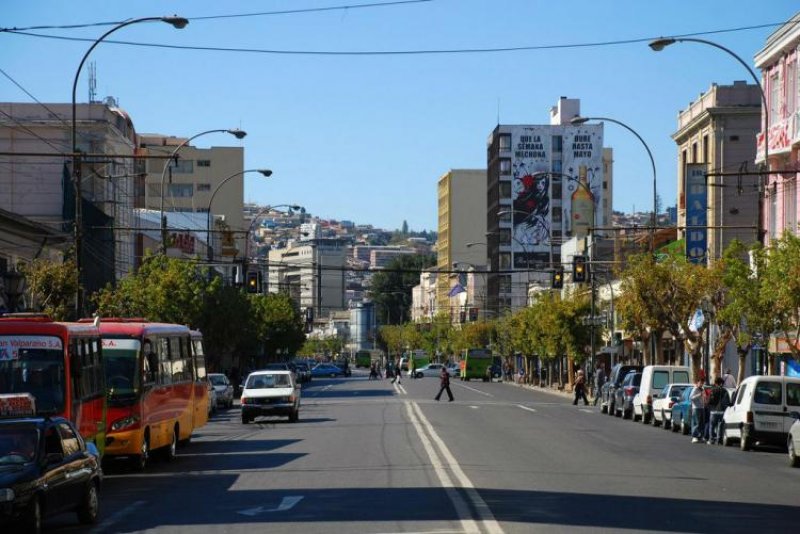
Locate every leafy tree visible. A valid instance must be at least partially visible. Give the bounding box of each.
[249,292,305,364]
[761,233,800,373]
[21,257,79,320]
[369,254,436,324]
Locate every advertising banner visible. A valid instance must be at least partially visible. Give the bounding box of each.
[510,126,552,260]
[562,125,603,238]
[685,163,708,264]
[0,336,62,360]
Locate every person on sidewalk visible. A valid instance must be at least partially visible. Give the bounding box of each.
[690,377,706,443]
[573,370,589,406]
[593,363,606,406]
[435,366,454,402]
[706,376,730,444]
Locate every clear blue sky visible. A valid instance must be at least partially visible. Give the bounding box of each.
[2,1,797,232]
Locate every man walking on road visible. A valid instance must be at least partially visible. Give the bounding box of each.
[391,359,402,385]
[435,366,454,402]
[593,363,606,406]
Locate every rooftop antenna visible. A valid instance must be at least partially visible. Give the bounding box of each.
[88,61,97,103]
[496,97,501,126]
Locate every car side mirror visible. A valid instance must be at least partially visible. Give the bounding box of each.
[46,452,64,465]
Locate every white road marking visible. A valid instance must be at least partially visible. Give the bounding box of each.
[394,382,407,395]
[91,500,146,533]
[469,406,479,410]
[238,495,304,516]
[579,409,594,414]
[455,382,494,397]
[408,402,504,534]
[516,404,537,413]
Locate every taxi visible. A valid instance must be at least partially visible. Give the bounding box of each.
[0,394,102,533]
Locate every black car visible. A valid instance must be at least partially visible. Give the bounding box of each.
[602,364,643,415]
[614,371,642,419]
[0,415,102,533]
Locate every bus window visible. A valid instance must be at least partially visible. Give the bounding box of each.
[158,338,172,386]
[192,338,206,380]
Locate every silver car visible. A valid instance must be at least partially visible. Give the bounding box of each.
[208,373,234,409]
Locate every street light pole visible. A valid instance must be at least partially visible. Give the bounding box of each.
[242,203,302,283]
[649,36,769,245]
[159,128,247,253]
[570,116,657,252]
[206,169,272,261]
[71,15,188,315]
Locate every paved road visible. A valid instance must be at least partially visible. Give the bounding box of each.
[47,371,799,533]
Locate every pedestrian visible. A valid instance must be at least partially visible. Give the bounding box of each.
[391,360,402,384]
[690,377,707,443]
[706,376,730,444]
[434,365,454,402]
[722,368,736,389]
[573,370,589,406]
[411,359,417,379]
[593,363,606,406]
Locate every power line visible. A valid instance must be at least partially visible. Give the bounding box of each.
[2,20,793,57]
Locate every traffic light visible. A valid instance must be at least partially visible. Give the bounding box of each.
[552,268,564,289]
[246,271,259,293]
[572,255,587,283]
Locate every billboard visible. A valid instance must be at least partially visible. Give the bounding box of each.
[685,163,708,264]
[562,125,604,238]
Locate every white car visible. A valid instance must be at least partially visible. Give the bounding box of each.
[207,378,217,416]
[788,414,800,468]
[240,370,301,424]
[633,365,691,424]
[411,363,450,378]
[651,383,692,429]
[208,373,234,408]
[722,375,800,450]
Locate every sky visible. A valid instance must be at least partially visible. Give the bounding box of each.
[2,0,798,232]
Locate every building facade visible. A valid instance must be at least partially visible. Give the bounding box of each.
[436,169,488,318]
[672,82,762,262]
[485,97,612,312]
[755,12,800,244]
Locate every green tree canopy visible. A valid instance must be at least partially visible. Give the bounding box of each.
[369,253,436,324]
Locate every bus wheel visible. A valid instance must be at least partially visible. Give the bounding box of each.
[162,427,178,462]
[132,436,149,471]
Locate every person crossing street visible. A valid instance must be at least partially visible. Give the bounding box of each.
[435,366,454,402]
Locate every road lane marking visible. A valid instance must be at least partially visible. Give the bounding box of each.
[91,500,146,533]
[516,404,537,413]
[579,409,594,414]
[409,402,504,534]
[394,382,407,395]
[455,383,494,397]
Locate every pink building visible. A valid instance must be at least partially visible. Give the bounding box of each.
[755,12,800,242]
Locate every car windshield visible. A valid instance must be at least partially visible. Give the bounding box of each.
[0,336,66,415]
[209,375,227,386]
[0,425,38,464]
[246,374,290,389]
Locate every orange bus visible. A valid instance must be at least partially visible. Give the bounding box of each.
[89,319,208,470]
[0,314,106,454]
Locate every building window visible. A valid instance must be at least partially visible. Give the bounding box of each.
[499,181,511,198]
[770,188,778,238]
[197,160,211,167]
[498,229,511,245]
[171,159,194,174]
[787,60,797,118]
[702,135,709,163]
[499,253,511,270]
[197,183,211,192]
[167,184,193,197]
[552,180,562,199]
[551,207,562,224]
[498,275,512,294]
[552,159,562,174]
[691,142,698,163]
[500,159,512,175]
[785,180,797,234]
[552,135,563,153]
[770,71,780,125]
[499,211,512,224]
[498,134,511,151]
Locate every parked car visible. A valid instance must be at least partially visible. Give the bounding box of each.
[208,373,234,409]
[788,413,800,468]
[310,363,345,378]
[412,363,449,378]
[335,359,352,377]
[293,362,311,383]
[721,375,800,451]
[446,363,461,377]
[207,378,217,416]
[652,383,692,429]
[240,370,301,424]
[670,385,711,435]
[633,365,691,424]
[614,371,642,419]
[0,399,102,532]
[602,364,642,416]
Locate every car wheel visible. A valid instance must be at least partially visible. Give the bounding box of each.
[662,411,670,430]
[416,372,423,379]
[600,403,607,414]
[242,414,250,425]
[671,415,679,432]
[132,435,149,471]
[721,423,732,446]
[162,427,178,462]
[23,495,42,534]
[651,412,659,427]
[289,410,299,423]
[788,436,800,468]
[740,427,752,451]
[622,407,631,420]
[609,402,616,416]
[681,417,690,435]
[77,481,100,524]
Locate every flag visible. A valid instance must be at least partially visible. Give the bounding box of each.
[448,283,466,297]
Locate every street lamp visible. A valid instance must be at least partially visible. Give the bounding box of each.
[71,15,188,314]
[649,36,768,245]
[206,169,272,261]
[159,128,247,253]
[570,115,657,251]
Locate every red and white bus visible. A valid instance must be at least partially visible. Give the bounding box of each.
[89,319,209,470]
[0,314,106,454]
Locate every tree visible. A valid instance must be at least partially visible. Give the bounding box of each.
[761,233,800,372]
[369,254,436,324]
[21,257,79,320]
[249,293,305,365]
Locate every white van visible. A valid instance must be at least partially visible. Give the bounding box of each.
[721,375,800,451]
[633,365,691,424]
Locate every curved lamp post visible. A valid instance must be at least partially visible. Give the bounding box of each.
[206,169,272,261]
[242,203,303,275]
[71,15,188,313]
[649,36,768,245]
[570,115,657,251]
[159,128,247,252]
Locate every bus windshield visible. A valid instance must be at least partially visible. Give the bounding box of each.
[101,339,141,406]
[0,335,65,414]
